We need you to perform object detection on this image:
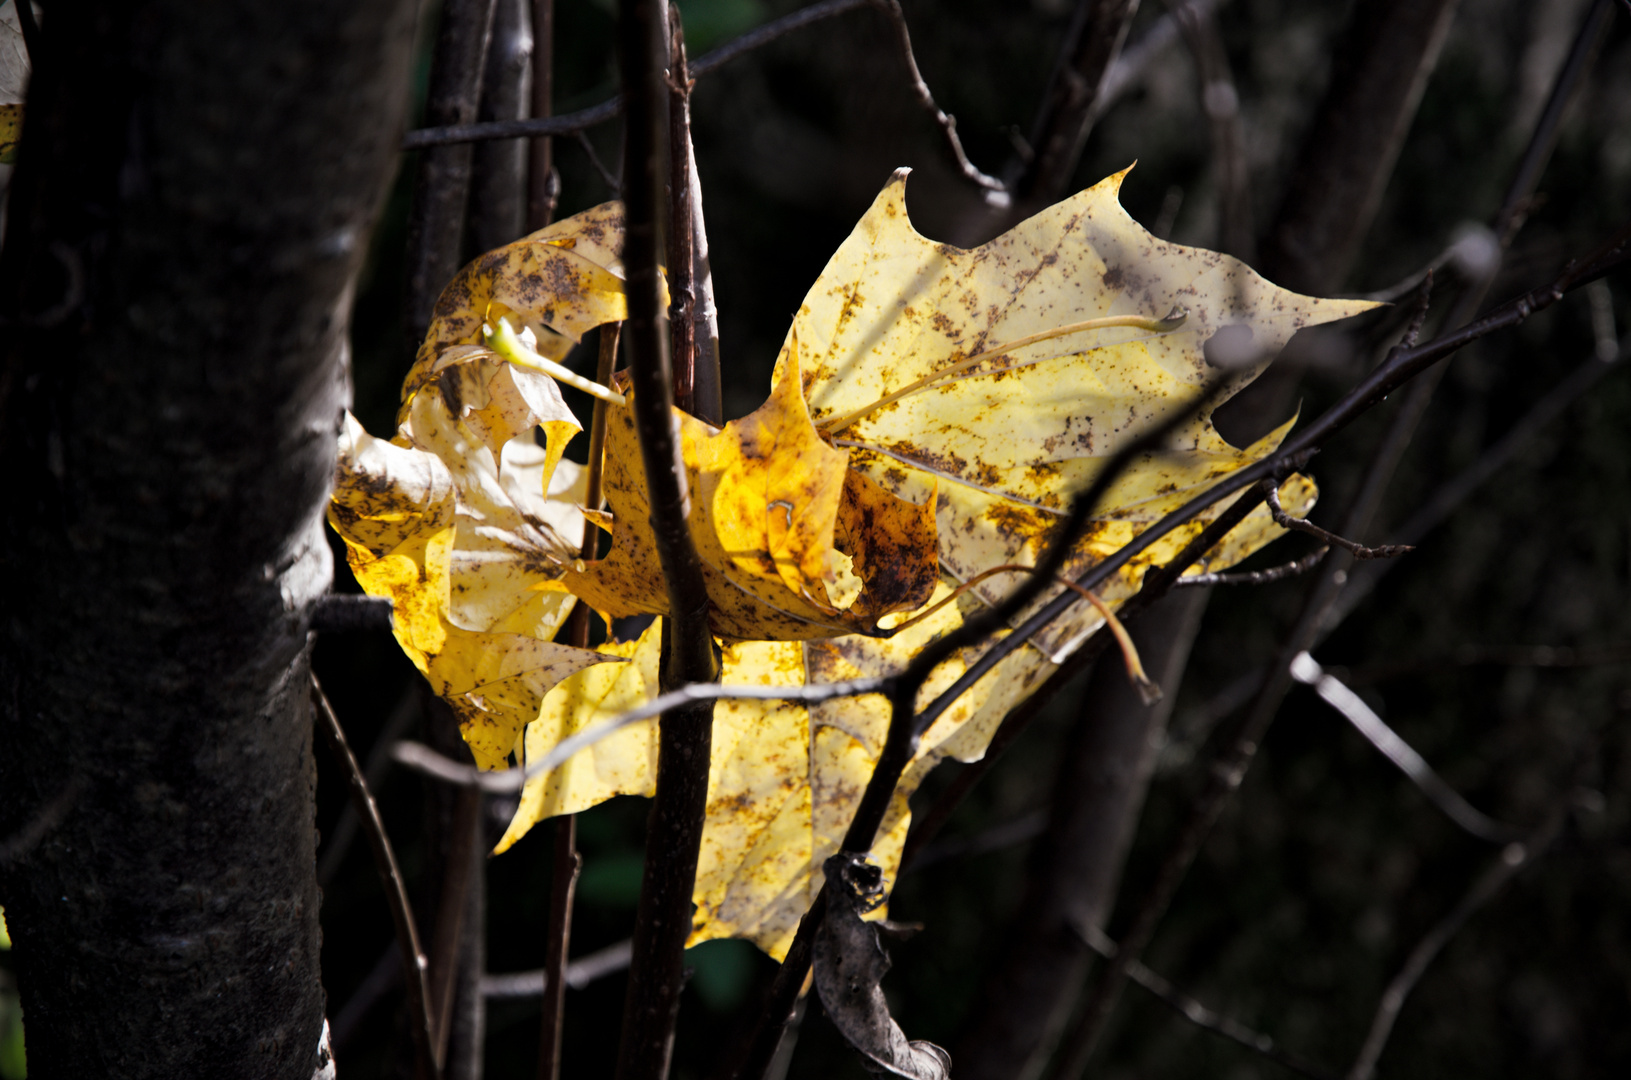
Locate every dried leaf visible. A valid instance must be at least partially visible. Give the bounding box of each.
[564,342,939,640]
[813,854,951,1080]
[783,168,1375,661]
[327,202,648,769]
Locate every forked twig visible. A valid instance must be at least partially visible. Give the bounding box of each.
[1261,481,1412,560]
[311,676,441,1080]
[1072,920,1340,1080]
[866,0,1004,193]
[1176,547,1327,587]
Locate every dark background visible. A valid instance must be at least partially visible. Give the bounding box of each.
[51,0,1619,1077]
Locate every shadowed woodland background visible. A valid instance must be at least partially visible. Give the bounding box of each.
[6,0,1627,1077]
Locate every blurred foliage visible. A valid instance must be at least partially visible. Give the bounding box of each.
[317,1,1631,1077]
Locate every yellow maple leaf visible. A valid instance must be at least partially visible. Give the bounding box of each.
[784,167,1376,659]
[564,340,940,640]
[329,202,643,769]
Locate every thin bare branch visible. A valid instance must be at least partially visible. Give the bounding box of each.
[405,0,500,340]
[1012,0,1142,209]
[1289,653,1523,844]
[1263,482,1413,560]
[486,938,636,998]
[574,130,621,193]
[1173,1,1252,260]
[528,0,557,229]
[311,677,441,1080]
[400,0,1004,198]
[1346,811,1568,1080]
[867,0,1003,193]
[734,407,1262,1080]
[1072,920,1340,1080]
[404,0,870,150]
[390,675,891,794]
[318,686,421,887]
[1176,547,1328,588]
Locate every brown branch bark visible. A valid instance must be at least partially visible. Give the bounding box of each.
[613,1,720,1077]
[469,0,534,255]
[406,0,500,340]
[0,2,420,1076]
[527,0,557,229]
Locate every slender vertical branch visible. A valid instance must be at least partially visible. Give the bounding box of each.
[614,1,720,1077]
[469,0,534,254]
[406,0,501,340]
[666,10,697,415]
[312,678,440,1080]
[528,0,558,229]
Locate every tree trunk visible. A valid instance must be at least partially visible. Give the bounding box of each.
[0,2,418,1077]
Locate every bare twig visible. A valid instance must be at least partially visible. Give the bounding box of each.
[1048,14,1620,1064]
[575,130,621,193]
[405,0,500,341]
[404,0,871,150]
[535,814,580,1080]
[868,0,1003,194]
[0,775,85,866]
[428,785,483,1064]
[470,0,534,252]
[1326,332,1628,633]
[1289,653,1524,844]
[318,686,421,888]
[527,0,557,230]
[487,938,636,998]
[390,675,890,794]
[612,1,725,1072]
[400,0,1002,198]
[311,676,440,1080]
[734,396,1258,1080]
[1346,811,1568,1080]
[667,10,697,415]
[536,319,620,1080]
[1262,482,1413,560]
[1176,547,1328,588]
[1072,920,1341,1080]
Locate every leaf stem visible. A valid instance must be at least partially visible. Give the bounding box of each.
[486,316,629,406]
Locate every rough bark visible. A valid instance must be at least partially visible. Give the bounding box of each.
[0,2,418,1078]
[952,592,1208,1080]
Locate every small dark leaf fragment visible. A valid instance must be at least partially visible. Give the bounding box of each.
[813,853,952,1079]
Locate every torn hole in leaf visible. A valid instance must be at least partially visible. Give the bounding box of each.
[813,853,952,1080]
